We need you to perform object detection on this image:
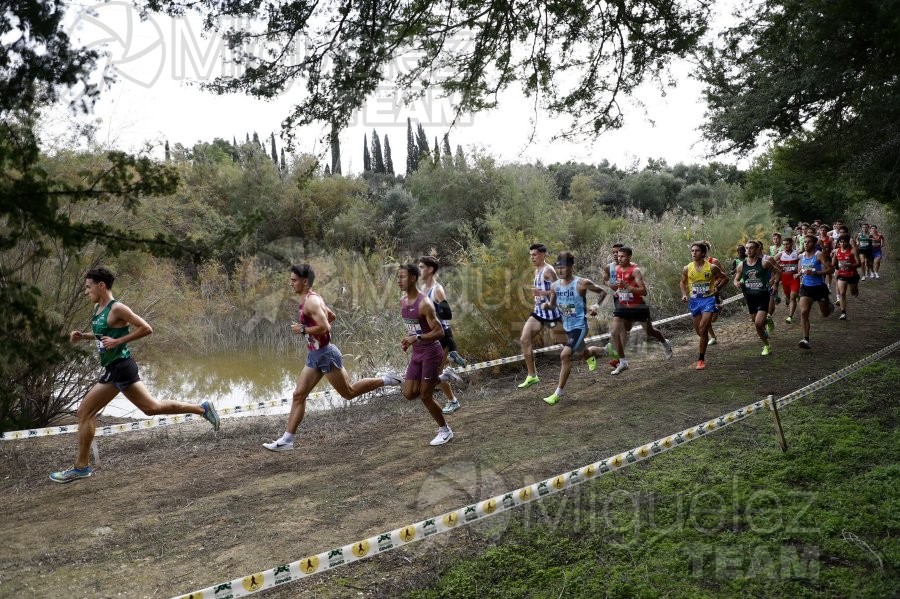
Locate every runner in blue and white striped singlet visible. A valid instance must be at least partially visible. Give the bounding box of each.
[517,243,568,389]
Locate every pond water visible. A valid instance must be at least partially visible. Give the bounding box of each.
[102,348,390,420]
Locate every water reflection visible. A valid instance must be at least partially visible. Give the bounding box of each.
[103,348,377,419]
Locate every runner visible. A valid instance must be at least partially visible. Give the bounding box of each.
[834,234,861,320]
[729,244,747,277]
[601,242,625,366]
[734,241,782,357]
[419,255,463,414]
[856,223,874,279]
[398,263,457,446]
[51,267,221,483]
[607,247,673,375]
[263,264,404,452]
[797,235,835,349]
[539,251,608,405]
[766,232,783,321]
[680,243,729,370]
[699,241,723,346]
[518,243,568,388]
[870,225,884,279]
[775,236,801,323]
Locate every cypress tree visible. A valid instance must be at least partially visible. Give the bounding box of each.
[433,136,441,168]
[406,117,417,175]
[280,147,287,175]
[330,126,341,175]
[372,129,385,173]
[454,145,466,169]
[384,134,394,176]
[416,123,430,163]
[363,134,371,172]
[270,133,278,164]
[164,140,170,162]
[245,133,250,144]
[252,131,261,148]
[441,134,453,168]
[324,164,331,176]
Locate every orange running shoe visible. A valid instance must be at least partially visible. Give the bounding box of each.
[696,359,706,370]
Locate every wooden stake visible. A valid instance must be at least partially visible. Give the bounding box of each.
[91,439,101,467]
[767,394,788,452]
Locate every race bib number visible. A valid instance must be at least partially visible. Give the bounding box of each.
[838,260,851,271]
[617,291,634,303]
[744,279,763,291]
[691,283,710,298]
[781,263,797,272]
[560,304,576,317]
[306,335,320,351]
[403,319,421,336]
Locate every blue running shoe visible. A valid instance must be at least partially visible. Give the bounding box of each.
[50,465,93,484]
[448,350,467,367]
[201,401,220,431]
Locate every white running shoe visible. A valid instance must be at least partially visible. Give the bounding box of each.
[263,440,295,452]
[429,427,454,446]
[611,360,629,375]
[663,340,673,360]
[441,367,463,384]
[382,374,403,386]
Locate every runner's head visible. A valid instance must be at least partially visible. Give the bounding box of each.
[771,232,782,245]
[611,242,623,261]
[782,237,794,251]
[838,225,849,236]
[803,234,817,252]
[290,264,315,294]
[690,242,707,260]
[554,251,575,278]
[838,234,852,248]
[529,243,548,266]
[617,246,633,266]
[861,222,870,232]
[84,267,115,301]
[744,240,761,258]
[418,255,439,279]
[398,263,420,293]
[736,244,747,258]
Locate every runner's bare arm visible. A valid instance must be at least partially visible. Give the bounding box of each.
[297,295,330,336]
[680,265,690,302]
[711,264,729,293]
[101,302,152,349]
[733,262,744,289]
[540,286,558,311]
[629,267,648,296]
[579,278,608,305]
[419,297,445,342]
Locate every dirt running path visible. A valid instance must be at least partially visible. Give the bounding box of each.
[1,270,897,598]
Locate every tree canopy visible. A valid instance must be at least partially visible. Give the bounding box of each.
[699,0,900,210]
[143,0,710,141]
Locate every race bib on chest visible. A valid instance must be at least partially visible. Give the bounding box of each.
[781,263,797,272]
[617,291,634,303]
[403,318,422,336]
[691,282,710,298]
[560,303,576,317]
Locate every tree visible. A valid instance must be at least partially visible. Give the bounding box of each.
[455,145,467,170]
[279,147,287,176]
[330,126,341,175]
[416,123,430,165]
[371,130,385,174]
[406,118,418,175]
[165,140,171,161]
[432,136,441,168]
[252,131,261,148]
[699,0,900,209]
[146,0,710,142]
[383,134,394,176]
[269,132,278,164]
[441,135,453,169]
[362,134,371,172]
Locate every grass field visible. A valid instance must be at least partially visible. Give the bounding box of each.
[408,360,900,598]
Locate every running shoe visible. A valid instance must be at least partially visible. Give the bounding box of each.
[49,465,93,484]
[441,399,461,414]
[611,360,629,375]
[835,297,840,305]
[429,427,454,446]
[517,375,540,389]
[707,337,718,346]
[201,401,220,432]
[875,273,880,279]
[695,359,706,370]
[839,312,847,320]
[448,350,467,367]
[663,340,673,360]
[799,339,811,350]
[609,359,620,367]
[785,316,793,324]
[766,315,775,332]
[263,440,295,452]
[605,343,619,360]
[441,367,463,384]
[382,373,403,386]
[542,393,561,406]
[586,356,598,371]
[761,345,771,356]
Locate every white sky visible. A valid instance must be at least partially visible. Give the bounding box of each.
[47,0,747,172]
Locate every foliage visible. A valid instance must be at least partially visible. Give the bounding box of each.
[699,0,900,211]
[144,0,710,141]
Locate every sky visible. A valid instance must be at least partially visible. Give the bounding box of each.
[48,1,747,173]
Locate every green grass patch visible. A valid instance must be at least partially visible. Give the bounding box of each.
[408,359,900,598]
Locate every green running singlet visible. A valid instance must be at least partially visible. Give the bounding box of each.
[91,300,132,367]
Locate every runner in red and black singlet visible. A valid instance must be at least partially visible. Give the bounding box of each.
[262,264,403,453]
[834,235,860,320]
[607,246,672,375]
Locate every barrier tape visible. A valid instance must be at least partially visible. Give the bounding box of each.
[170,339,898,599]
[1,295,744,442]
